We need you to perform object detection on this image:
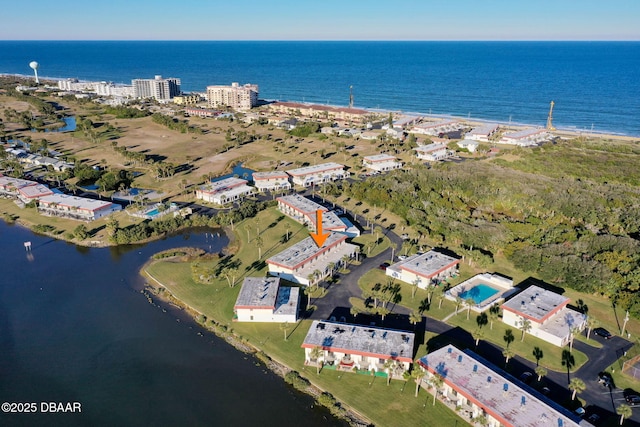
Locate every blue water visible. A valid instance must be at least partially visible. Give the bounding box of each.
[458,284,499,305]
[213,162,255,182]
[1,41,639,135]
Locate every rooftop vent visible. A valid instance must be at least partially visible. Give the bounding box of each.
[487,376,492,383]
[457,355,463,363]
[447,347,453,354]
[521,396,526,406]
[473,364,478,373]
[503,383,509,392]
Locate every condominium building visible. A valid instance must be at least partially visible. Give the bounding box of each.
[362,154,403,172]
[277,194,346,233]
[418,345,587,427]
[206,82,258,111]
[414,143,453,162]
[466,124,499,142]
[195,177,255,205]
[501,285,586,347]
[410,120,462,136]
[285,162,348,187]
[269,102,373,124]
[172,94,202,105]
[267,233,358,285]
[253,171,291,192]
[132,75,181,101]
[302,320,415,376]
[385,250,460,288]
[498,129,550,146]
[233,277,299,323]
[37,194,122,221]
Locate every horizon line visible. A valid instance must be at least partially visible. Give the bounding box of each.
[1,39,639,42]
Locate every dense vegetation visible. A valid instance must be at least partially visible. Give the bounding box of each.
[345,142,640,315]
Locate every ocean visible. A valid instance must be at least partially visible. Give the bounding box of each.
[0,41,639,136]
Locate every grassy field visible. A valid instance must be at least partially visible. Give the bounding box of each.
[446,314,589,373]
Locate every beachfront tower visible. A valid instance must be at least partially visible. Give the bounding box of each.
[29,61,39,84]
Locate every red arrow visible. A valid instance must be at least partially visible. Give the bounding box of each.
[310,209,330,247]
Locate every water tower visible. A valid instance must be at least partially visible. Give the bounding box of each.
[29,61,40,84]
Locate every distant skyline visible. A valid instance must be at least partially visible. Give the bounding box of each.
[2,0,639,41]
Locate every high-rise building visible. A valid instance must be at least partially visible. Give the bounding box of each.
[206,82,258,111]
[132,75,181,101]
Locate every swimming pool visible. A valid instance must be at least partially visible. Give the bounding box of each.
[458,284,499,305]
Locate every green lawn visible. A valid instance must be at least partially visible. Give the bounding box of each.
[357,269,458,321]
[446,314,588,373]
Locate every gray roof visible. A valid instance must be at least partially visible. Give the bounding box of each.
[198,177,247,194]
[234,277,281,308]
[38,194,116,211]
[387,250,459,279]
[418,345,583,427]
[502,285,569,323]
[267,232,347,269]
[278,194,345,230]
[302,320,415,362]
[286,162,344,177]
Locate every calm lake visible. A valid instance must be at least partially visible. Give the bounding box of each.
[0,221,343,426]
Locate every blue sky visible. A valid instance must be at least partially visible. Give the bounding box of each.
[3,0,639,40]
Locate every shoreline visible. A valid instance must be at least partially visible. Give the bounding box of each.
[2,73,638,139]
[141,260,371,427]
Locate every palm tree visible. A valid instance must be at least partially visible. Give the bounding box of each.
[586,316,599,340]
[255,235,264,260]
[409,311,422,331]
[390,242,397,263]
[341,254,351,270]
[430,373,444,406]
[503,348,515,366]
[569,378,586,400]
[454,295,463,315]
[519,316,532,342]
[411,278,420,299]
[472,328,484,348]
[310,346,323,374]
[410,364,423,397]
[383,359,398,385]
[220,267,238,288]
[617,403,632,425]
[312,269,322,290]
[535,366,547,382]
[280,321,289,341]
[487,305,500,330]
[284,221,291,241]
[503,329,515,348]
[569,326,580,352]
[465,297,475,320]
[562,349,575,384]
[533,347,544,366]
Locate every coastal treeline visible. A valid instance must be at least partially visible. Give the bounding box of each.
[344,142,640,315]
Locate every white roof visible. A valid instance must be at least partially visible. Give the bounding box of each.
[38,194,115,212]
[419,345,583,427]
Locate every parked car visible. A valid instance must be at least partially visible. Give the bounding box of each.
[519,372,534,384]
[625,395,640,405]
[378,262,390,271]
[598,372,612,387]
[541,386,551,395]
[575,407,586,417]
[593,327,612,339]
[587,414,600,423]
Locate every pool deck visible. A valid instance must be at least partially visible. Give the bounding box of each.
[446,273,516,312]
